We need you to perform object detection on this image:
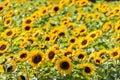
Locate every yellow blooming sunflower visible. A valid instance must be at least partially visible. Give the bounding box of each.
[0,41,9,54]
[80,63,95,76]
[55,57,73,74]
[4,17,12,27]
[28,50,45,68]
[109,47,120,59]
[17,50,29,62]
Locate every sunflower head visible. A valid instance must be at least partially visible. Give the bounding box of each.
[29,50,45,68]
[4,17,12,27]
[75,51,87,61]
[109,48,120,59]
[18,50,29,62]
[56,57,73,74]
[80,63,95,76]
[22,24,32,32]
[0,41,9,53]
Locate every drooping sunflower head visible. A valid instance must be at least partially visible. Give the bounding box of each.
[29,50,45,68]
[80,63,95,76]
[56,57,73,74]
[0,41,9,53]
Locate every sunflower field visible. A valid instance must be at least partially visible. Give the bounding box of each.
[0,0,120,80]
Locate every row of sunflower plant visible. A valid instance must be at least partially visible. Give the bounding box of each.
[0,0,120,80]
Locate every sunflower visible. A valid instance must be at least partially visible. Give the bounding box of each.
[31,11,40,21]
[115,23,120,33]
[50,44,60,54]
[76,12,85,21]
[6,9,14,17]
[17,50,29,62]
[43,34,51,43]
[7,54,14,59]
[78,37,91,48]
[0,41,9,54]
[28,50,45,68]
[50,34,58,43]
[39,6,48,16]
[27,37,36,46]
[109,48,120,59]
[94,57,104,66]
[93,12,101,21]
[4,28,15,39]
[80,63,95,76]
[97,49,108,59]
[46,48,58,62]
[76,0,88,7]
[75,50,87,61]
[55,57,73,74]
[4,17,12,27]
[78,25,87,35]
[68,37,76,44]
[22,17,34,25]
[4,1,11,8]
[52,5,61,13]
[0,5,5,13]
[17,75,26,80]
[102,21,114,32]
[87,30,99,41]
[88,52,97,63]
[22,24,32,32]
[6,60,16,72]
[66,22,75,30]
[62,48,73,58]
[39,43,46,49]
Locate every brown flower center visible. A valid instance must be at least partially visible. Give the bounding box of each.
[65,52,72,56]
[54,6,59,12]
[20,75,26,80]
[0,44,6,50]
[7,31,12,36]
[45,37,50,41]
[48,51,55,59]
[25,26,30,30]
[32,54,42,64]
[112,52,118,57]
[78,54,84,59]
[60,61,69,70]
[70,39,75,43]
[6,20,10,24]
[20,53,27,59]
[82,40,87,45]
[25,19,32,24]
[90,34,96,38]
[7,66,12,72]
[84,67,91,73]
[0,7,3,11]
